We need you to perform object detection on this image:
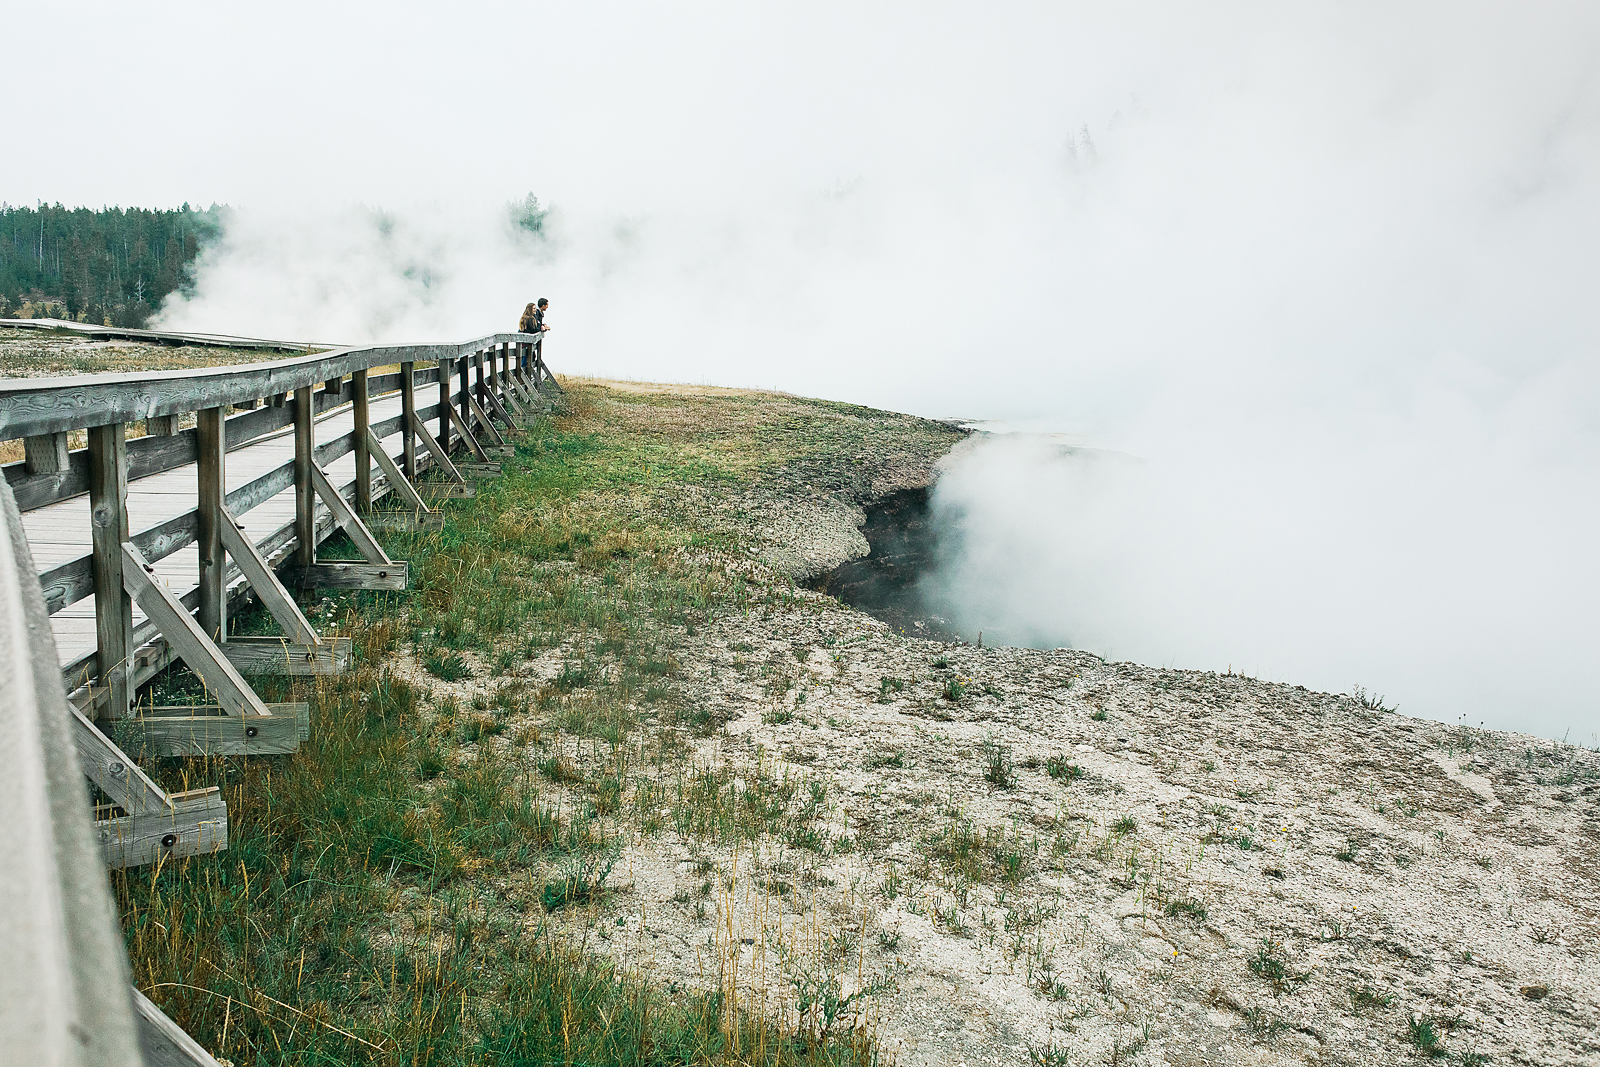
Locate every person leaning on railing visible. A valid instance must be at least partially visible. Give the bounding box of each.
[518,298,550,334]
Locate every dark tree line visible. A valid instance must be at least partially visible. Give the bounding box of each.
[0,202,225,328]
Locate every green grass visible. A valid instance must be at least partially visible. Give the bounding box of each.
[110,381,958,1067]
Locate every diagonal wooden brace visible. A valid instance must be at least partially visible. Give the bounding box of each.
[218,505,320,646]
[481,379,518,427]
[71,705,170,815]
[442,399,492,462]
[121,542,271,719]
[364,427,432,514]
[463,389,508,447]
[309,462,392,565]
[408,411,467,483]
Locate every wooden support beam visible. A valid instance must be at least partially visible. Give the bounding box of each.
[70,706,170,816]
[463,388,508,447]
[134,986,228,1067]
[438,357,453,455]
[97,787,227,869]
[418,482,475,502]
[458,355,471,436]
[218,505,321,646]
[294,385,315,568]
[195,407,225,643]
[88,423,131,721]
[442,395,491,462]
[283,561,407,590]
[363,511,445,532]
[401,360,418,481]
[456,462,503,478]
[474,347,488,421]
[365,426,432,513]
[308,462,392,565]
[124,703,308,757]
[220,636,351,676]
[121,542,272,719]
[408,410,467,482]
[481,372,520,426]
[353,368,371,513]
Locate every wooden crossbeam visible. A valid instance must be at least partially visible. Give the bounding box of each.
[363,511,446,532]
[97,787,227,869]
[218,504,321,646]
[220,635,351,676]
[121,543,271,718]
[455,462,502,478]
[308,462,392,565]
[418,483,475,501]
[283,561,407,590]
[123,703,307,757]
[364,427,432,514]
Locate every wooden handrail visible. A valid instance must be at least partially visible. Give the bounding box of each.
[0,331,543,440]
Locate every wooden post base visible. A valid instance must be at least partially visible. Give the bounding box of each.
[363,512,447,533]
[455,462,502,478]
[283,561,408,590]
[221,635,352,675]
[120,703,310,756]
[418,483,475,501]
[97,787,227,869]
[483,445,515,459]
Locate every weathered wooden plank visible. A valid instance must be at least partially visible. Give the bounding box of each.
[88,423,132,720]
[456,462,503,478]
[294,386,314,568]
[23,431,70,473]
[417,482,475,501]
[218,504,320,646]
[309,462,392,564]
[353,368,372,513]
[365,427,431,513]
[409,410,466,482]
[70,705,170,816]
[363,511,445,532]
[96,788,228,868]
[438,357,453,455]
[134,986,227,1067]
[283,561,408,590]
[442,396,491,462]
[122,543,272,718]
[0,474,149,1067]
[401,360,417,481]
[122,703,308,756]
[220,636,351,676]
[195,407,225,642]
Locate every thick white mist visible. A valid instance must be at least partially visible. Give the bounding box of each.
[141,3,1600,741]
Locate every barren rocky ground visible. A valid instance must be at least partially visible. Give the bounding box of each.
[390,379,1600,1067]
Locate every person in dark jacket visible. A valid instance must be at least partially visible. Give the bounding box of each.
[518,298,550,334]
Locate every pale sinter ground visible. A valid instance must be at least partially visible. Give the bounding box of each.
[382,381,1600,1067]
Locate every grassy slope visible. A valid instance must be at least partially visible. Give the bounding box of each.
[118,379,962,1066]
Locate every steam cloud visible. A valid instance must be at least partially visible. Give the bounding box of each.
[150,5,1600,741]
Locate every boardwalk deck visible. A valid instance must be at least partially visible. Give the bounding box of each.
[26,388,437,690]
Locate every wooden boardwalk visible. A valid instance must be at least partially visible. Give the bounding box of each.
[28,388,424,686]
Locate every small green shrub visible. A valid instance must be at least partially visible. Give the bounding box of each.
[424,649,471,681]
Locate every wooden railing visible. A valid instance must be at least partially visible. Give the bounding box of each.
[0,324,555,1065]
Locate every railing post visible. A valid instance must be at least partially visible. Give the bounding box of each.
[458,356,470,435]
[438,357,453,455]
[401,360,417,481]
[196,406,226,642]
[294,386,315,568]
[353,368,371,514]
[474,349,487,422]
[87,423,130,721]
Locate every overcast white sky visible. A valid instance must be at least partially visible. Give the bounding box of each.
[7,3,1600,739]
